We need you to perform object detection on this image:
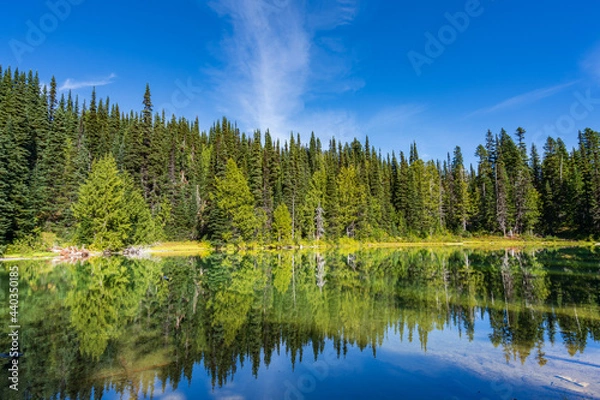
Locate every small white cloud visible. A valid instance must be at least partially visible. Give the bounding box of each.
[58,73,117,91]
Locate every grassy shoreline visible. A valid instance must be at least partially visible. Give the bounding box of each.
[191,237,594,255]
[0,237,595,261]
[142,240,595,260]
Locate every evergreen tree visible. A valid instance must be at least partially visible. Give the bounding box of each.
[72,154,155,250]
[422,160,443,235]
[450,146,471,233]
[337,165,367,237]
[212,159,258,242]
[474,144,495,232]
[72,155,130,250]
[406,144,426,235]
[541,137,570,234]
[249,130,263,206]
[511,128,539,234]
[272,203,292,242]
[302,166,327,240]
[578,128,600,234]
[496,158,509,236]
[140,84,153,199]
[0,121,19,245]
[0,114,35,243]
[530,143,542,191]
[34,101,68,230]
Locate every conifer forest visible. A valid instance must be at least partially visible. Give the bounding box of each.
[1,66,600,251]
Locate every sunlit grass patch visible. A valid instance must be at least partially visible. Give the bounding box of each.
[148,241,212,256]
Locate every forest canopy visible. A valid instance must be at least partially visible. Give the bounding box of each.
[0,66,599,251]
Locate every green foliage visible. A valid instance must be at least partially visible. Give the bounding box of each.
[212,158,258,242]
[72,155,130,250]
[337,165,366,237]
[272,203,292,242]
[65,257,149,359]
[153,195,173,242]
[123,174,158,244]
[72,155,157,250]
[4,229,58,255]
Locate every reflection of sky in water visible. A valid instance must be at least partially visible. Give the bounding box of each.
[103,311,600,400]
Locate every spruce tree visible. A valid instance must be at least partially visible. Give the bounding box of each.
[272,203,292,242]
[72,155,131,250]
[140,84,153,199]
[578,128,600,234]
[302,166,327,239]
[72,154,156,250]
[450,146,471,233]
[474,144,495,232]
[212,159,258,242]
[337,165,366,237]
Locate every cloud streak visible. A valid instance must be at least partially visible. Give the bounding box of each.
[466,81,579,118]
[208,0,359,139]
[59,73,117,91]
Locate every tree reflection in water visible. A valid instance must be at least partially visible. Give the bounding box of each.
[0,247,598,399]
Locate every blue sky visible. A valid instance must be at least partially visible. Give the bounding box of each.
[1,0,600,164]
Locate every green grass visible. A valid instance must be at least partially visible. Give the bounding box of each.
[147,241,212,257]
[1,235,592,261]
[148,236,591,256]
[0,251,56,260]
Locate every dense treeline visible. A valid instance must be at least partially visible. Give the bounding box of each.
[1,66,599,250]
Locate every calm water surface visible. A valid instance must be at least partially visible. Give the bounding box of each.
[1,247,599,399]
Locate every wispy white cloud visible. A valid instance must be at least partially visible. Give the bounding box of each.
[307,0,358,30]
[466,81,578,118]
[207,0,360,139]
[59,73,117,91]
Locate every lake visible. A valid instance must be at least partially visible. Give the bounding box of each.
[1,247,599,399]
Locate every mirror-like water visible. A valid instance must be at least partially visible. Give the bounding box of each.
[1,247,599,399]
